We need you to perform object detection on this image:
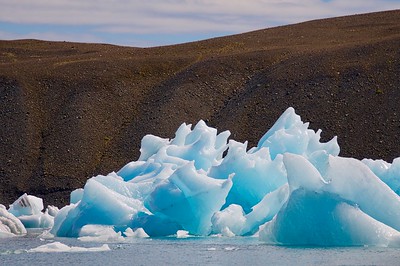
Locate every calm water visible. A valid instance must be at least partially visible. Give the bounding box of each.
[1,231,399,266]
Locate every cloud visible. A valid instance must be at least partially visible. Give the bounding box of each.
[1,1,399,30]
[0,0,399,46]
[0,30,103,44]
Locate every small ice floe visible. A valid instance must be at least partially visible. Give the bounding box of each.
[124,227,149,238]
[28,242,110,253]
[224,246,239,251]
[78,224,124,242]
[176,230,190,238]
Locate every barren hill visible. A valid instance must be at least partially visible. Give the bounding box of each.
[1,10,399,206]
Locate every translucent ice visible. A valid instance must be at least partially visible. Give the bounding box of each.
[209,107,338,213]
[363,158,400,195]
[17,107,398,247]
[211,184,289,236]
[144,162,232,235]
[9,193,44,216]
[256,107,339,159]
[8,193,55,229]
[259,153,400,246]
[52,173,146,237]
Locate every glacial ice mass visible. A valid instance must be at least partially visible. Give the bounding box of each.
[1,107,400,247]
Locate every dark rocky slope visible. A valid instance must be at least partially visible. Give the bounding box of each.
[1,10,399,206]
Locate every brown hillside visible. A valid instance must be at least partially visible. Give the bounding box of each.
[1,10,399,206]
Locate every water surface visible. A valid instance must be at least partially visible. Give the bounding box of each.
[1,232,399,265]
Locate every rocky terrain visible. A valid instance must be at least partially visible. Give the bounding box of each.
[1,10,399,206]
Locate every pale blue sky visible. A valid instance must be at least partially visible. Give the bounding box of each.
[0,0,399,47]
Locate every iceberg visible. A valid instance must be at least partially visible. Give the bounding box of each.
[258,153,400,246]
[8,193,55,229]
[4,107,400,246]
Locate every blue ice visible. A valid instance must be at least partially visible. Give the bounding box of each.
[2,107,400,247]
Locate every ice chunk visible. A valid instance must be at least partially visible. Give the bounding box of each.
[210,140,286,213]
[176,230,190,238]
[78,224,124,242]
[17,212,53,229]
[256,107,339,159]
[209,107,338,213]
[138,135,170,161]
[46,205,59,217]
[51,203,76,236]
[52,174,146,237]
[363,158,400,195]
[211,184,289,236]
[8,194,54,229]
[0,204,27,237]
[129,212,182,237]
[259,188,400,246]
[259,153,400,246]
[124,227,149,238]
[136,121,229,172]
[241,184,289,234]
[28,242,110,253]
[324,156,400,231]
[282,153,400,231]
[9,193,43,216]
[211,204,245,236]
[146,162,232,235]
[70,188,84,204]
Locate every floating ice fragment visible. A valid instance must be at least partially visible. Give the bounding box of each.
[259,153,400,246]
[52,173,147,237]
[224,246,239,251]
[0,204,26,237]
[124,227,149,238]
[9,193,43,216]
[7,194,54,229]
[78,224,124,242]
[176,230,190,238]
[28,241,110,253]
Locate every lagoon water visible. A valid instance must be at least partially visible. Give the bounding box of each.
[1,231,399,266]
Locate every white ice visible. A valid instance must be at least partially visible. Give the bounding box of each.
[28,242,110,253]
[8,193,56,229]
[0,204,26,237]
[78,224,125,242]
[124,227,149,238]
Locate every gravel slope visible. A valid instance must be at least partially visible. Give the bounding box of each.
[0,10,399,206]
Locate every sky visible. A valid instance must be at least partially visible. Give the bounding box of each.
[0,0,399,47]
